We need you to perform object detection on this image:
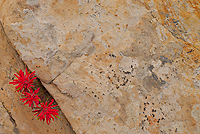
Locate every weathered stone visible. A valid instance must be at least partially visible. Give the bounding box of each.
[0,0,200,133]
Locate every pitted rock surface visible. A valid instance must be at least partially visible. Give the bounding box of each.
[1,0,200,133]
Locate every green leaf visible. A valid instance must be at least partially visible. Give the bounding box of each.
[16,87,21,91]
[55,115,61,119]
[15,69,19,73]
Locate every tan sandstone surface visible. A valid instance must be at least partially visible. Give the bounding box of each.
[0,0,200,133]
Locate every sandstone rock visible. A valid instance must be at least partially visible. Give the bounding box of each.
[0,0,200,133]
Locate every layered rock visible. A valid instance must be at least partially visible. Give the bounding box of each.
[0,0,200,133]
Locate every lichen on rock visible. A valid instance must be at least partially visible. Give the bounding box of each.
[0,0,200,133]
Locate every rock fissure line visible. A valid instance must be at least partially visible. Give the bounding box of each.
[50,31,96,83]
[0,22,22,58]
[148,11,200,52]
[1,101,20,134]
[42,81,76,134]
[1,101,17,127]
[50,81,74,98]
[50,60,74,84]
[0,21,29,71]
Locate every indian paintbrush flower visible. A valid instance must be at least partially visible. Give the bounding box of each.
[9,68,36,92]
[20,88,40,109]
[33,99,59,125]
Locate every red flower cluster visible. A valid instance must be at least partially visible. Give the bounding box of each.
[9,69,59,125]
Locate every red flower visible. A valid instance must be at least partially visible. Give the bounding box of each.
[9,68,36,92]
[20,88,40,109]
[33,99,59,125]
